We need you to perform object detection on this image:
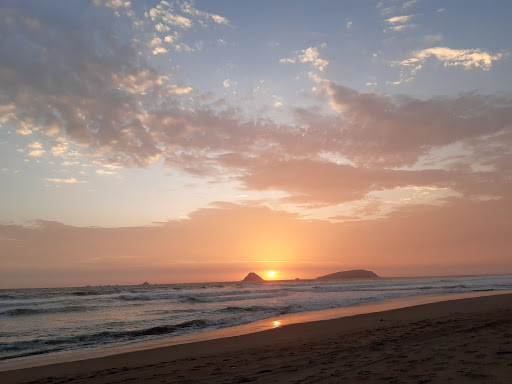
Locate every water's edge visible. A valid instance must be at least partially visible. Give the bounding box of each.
[2,290,511,372]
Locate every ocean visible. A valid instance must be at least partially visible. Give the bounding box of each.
[1,274,511,363]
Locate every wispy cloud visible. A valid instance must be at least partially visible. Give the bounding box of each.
[45,177,84,184]
[96,169,117,175]
[402,0,419,10]
[167,85,193,95]
[93,0,131,9]
[385,14,415,32]
[424,34,443,43]
[400,46,504,71]
[386,15,413,24]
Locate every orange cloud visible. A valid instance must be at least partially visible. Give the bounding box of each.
[1,198,510,288]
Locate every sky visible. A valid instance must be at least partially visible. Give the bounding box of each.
[1,0,511,288]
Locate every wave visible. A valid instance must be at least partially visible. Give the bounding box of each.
[116,287,289,303]
[180,296,202,303]
[118,294,154,301]
[2,275,510,363]
[0,318,215,356]
[70,290,102,296]
[219,306,269,313]
[1,305,96,317]
[217,304,300,316]
[0,346,66,362]
[178,292,292,304]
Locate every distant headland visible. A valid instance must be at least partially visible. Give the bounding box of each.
[242,269,379,282]
[315,269,380,280]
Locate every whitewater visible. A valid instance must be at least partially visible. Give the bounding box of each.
[1,274,511,363]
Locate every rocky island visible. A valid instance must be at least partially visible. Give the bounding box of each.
[242,272,265,282]
[315,269,379,280]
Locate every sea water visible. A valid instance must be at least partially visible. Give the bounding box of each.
[1,274,511,362]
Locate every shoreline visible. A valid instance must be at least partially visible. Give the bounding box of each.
[2,290,510,372]
[1,291,511,383]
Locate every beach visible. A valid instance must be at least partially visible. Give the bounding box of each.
[1,292,511,383]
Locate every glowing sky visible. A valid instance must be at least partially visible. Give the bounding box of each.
[1,0,511,287]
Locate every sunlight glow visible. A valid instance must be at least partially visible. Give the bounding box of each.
[268,270,275,278]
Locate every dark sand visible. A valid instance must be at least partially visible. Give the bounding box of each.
[1,293,511,383]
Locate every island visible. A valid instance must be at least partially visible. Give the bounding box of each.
[315,269,379,280]
[242,272,265,282]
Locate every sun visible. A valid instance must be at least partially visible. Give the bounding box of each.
[268,270,275,278]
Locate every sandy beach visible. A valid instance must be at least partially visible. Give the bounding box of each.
[1,293,511,384]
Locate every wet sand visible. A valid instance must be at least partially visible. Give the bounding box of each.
[1,293,511,383]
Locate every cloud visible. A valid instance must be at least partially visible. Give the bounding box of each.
[386,15,413,24]
[149,37,168,54]
[175,43,193,52]
[167,85,193,95]
[400,46,504,71]
[96,169,117,175]
[0,103,15,114]
[280,45,329,71]
[62,161,79,166]
[155,22,170,32]
[385,14,415,32]
[150,37,163,47]
[113,70,168,94]
[51,140,69,156]
[210,14,229,25]
[94,0,131,9]
[180,1,230,25]
[147,0,230,33]
[164,33,179,44]
[1,5,135,135]
[0,3,174,166]
[28,142,43,150]
[238,157,457,205]
[319,80,512,167]
[1,198,510,287]
[223,79,236,88]
[28,149,46,157]
[153,46,168,55]
[388,24,413,32]
[299,46,329,71]
[147,2,191,29]
[45,177,83,184]
[2,3,511,217]
[402,0,419,9]
[15,122,33,136]
[346,20,352,30]
[162,13,191,29]
[26,142,45,157]
[424,34,443,43]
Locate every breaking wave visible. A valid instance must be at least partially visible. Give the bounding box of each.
[0,305,96,317]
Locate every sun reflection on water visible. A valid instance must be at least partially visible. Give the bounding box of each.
[273,320,281,328]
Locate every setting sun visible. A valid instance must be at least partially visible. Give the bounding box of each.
[268,271,275,278]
